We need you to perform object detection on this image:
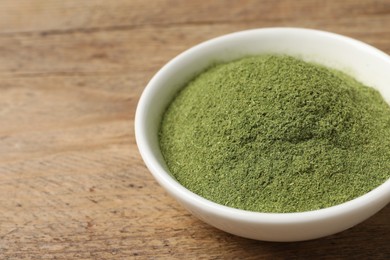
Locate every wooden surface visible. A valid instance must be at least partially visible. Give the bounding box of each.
[0,0,389,259]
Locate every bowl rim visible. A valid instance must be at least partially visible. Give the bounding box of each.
[135,27,390,224]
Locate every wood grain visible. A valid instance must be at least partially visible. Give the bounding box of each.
[0,1,389,259]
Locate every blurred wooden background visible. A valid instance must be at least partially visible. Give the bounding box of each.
[0,0,389,259]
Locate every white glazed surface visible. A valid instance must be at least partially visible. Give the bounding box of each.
[135,28,390,242]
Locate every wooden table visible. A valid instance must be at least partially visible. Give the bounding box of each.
[0,1,389,259]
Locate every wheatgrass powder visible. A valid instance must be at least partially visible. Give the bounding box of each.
[159,55,390,213]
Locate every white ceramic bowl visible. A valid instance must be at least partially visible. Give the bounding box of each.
[135,28,390,242]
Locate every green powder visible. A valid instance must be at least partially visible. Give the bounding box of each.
[159,55,390,213]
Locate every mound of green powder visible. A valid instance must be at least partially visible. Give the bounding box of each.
[159,55,390,213]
